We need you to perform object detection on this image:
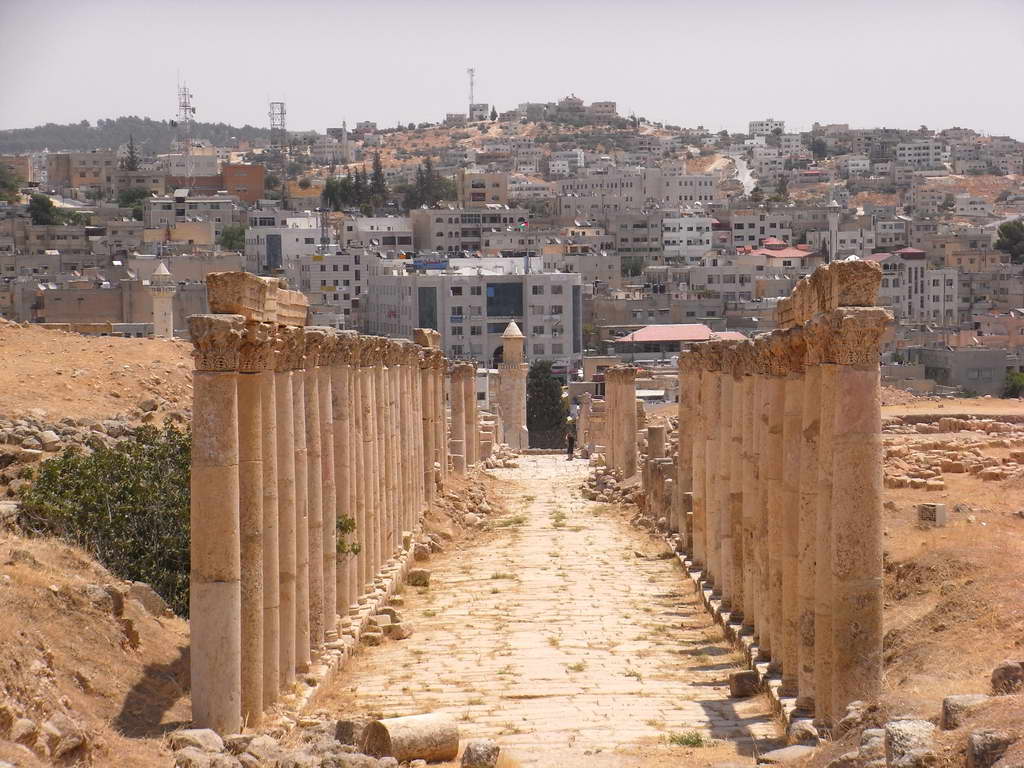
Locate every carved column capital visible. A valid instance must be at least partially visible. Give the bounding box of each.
[302,327,330,367]
[274,326,306,372]
[781,326,807,376]
[190,314,244,372]
[816,307,892,366]
[723,339,757,379]
[238,322,276,373]
[334,330,359,366]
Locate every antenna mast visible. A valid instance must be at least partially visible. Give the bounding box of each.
[467,67,475,116]
[177,83,196,184]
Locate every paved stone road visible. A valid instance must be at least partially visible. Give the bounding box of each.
[312,456,780,766]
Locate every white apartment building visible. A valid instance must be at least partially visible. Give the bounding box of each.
[244,211,319,274]
[662,209,713,264]
[752,147,784,182]
[410,205,530,253]
[283,247,369,327]
[780,134,804,157]
[804,227,877,258]
[875,250,958,324]
[954,194,993,218]
[895,140,944,169]
[365,263,582,367]
[157,152,220,177]
[836,154,871,175]
[339,216,413,256]
[144,190,242,240]
[748,118,785,136]
[730,209,793,247]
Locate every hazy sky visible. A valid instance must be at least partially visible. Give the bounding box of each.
[2,0,1023,138]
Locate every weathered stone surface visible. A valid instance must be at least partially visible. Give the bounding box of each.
[461,738,500,767]
[729,669,760,698]
[966,730,1015,768]
[40,711,87,758]
[787,719,819,745]
[759,745,817,763]
[885,720,936,768]
[991,661,1024,693]
[941,694,989,730]
[169,728,226,753]
[128,581,169,616]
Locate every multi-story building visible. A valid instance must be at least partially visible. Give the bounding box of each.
[144,189,242,240]
[456,171,509,207]
[873,248,958,325]
[365,262,582,367]
[409,205,529,253]
[729,209,793,247]
[662,209,713,264]
[46,150,119,195]
[244,210,319,274]
[895,140,944,169]
[779,134,804,157]
[748,118,785,136]
[282,246,368,328]
[954,194,993,218]
[338,216,413,257]
[0,155,33,183]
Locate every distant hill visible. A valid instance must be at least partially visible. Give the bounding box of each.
[0,116,273,154]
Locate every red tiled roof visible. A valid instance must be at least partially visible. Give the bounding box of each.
[713,331,748,341]
[750,245,813,260]
[762,237,786,245]
[615,324,714,344]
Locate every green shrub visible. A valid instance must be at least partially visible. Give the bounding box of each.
[1004,372,1024,398]
[18,425,191,616]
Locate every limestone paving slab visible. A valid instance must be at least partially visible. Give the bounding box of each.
[309,456,780,765]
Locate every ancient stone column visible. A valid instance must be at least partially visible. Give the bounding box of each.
[796,343,822,713]
[727,342,751,623]
[781,329,805,697]
[700,352,723,590]
[647,424,665,461]
[275,327,301,688]
[420,350,435,503]
[238,322,271,726]
[461,363,477,467]
[373,353,388,570]
[740,351,758,633]
[685,352,706,568]
[765,339,787,666]
[434,353,447,485]
[261,331,281,708]
[189,314,243,733]
[303,328,326,649]
[450,364,467,475]
[498,322,529,451]
[353,339,372,599]
[718,357,734,607]
[814,360,837,726]
[318,332,338,637]
[332,332,357,620]
[292,341,310,671]
[829,309,888,719]
[751,355,770,648]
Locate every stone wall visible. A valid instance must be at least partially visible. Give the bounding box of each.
[189,273,448,732]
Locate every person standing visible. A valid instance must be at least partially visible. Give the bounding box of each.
[566,426,576,460]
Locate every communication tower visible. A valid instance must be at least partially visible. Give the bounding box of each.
[176,83,196,182]
[467,68,475,116]
[269,101,287,152]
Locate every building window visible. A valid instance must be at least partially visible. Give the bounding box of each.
[470,326,482,336]
[531,285,544,295]
[451,286,463,296]
[551,285,563,295]
[533,343,545,355]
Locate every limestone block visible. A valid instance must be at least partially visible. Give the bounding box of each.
[991,660,1024,693]
[966,731,1015,768]
[729,669,759,697]
[884,720,936,768]
[941,694,989,730]
[406,569,431,587]
[461,738,500,767]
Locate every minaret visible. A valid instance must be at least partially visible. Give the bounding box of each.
[149,261,177,338]
[498,321,529,451]
[826,199,841,264]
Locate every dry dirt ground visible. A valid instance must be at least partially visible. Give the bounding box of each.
[0,322,193,422]
[309,456,782,767]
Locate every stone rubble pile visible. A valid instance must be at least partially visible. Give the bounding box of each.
[883,431,1024,489]
[0,699,92,763]
[482,443,519,469]
[436,476,504,528]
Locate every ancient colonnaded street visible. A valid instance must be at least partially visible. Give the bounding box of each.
[311,455,782,767]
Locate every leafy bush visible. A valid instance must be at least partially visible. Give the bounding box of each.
[1004,372,1024,399]
[18,425,191,616]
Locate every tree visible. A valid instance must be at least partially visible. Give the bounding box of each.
[121,133,139,170]
[750,186,764,203]
[1004,371,1024,398]
[489,106,498,121]
[0,164,21,203]
[117,187,150,221]
[219,223,246,251]
[994,219,1024,264]
[28,193,58,225]
[264,173,280,190]
[526,360,569,448]
[810,138,827,159]
[298,177,311,190]
[18,425,192,616]
[370,151,387,201]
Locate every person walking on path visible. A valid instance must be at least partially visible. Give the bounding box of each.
[565,426,576,460]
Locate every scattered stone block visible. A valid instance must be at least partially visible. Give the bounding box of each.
[885,720,936,768]
[991,660,1024,693]
[361,631,383,646]
[413,543,431,561]
[787,719,819,745]
[967,730,1015,768]
[728,669,760,698]
[917,503,948,526]
[461,738,500,767]
[170,728,226,753]
[941,694,989,729]
[758,745,816,763]
[128,581,169,616]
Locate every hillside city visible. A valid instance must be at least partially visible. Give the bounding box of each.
[2,93,1024,396]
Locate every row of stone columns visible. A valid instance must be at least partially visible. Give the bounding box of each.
[604,366,638,478]
[448,362,479,475]
[671,260,889,725]
[190,311,446,733]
